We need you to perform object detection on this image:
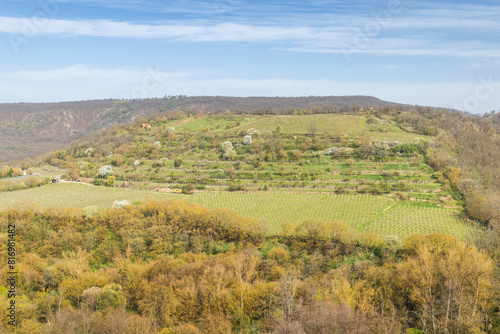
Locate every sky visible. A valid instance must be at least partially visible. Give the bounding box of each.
[1,0,499,114]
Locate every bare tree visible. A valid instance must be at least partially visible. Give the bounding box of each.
[280,272,299,322]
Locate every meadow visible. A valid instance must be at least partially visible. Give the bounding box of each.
[235,114,432,142]
[0,182,482,240]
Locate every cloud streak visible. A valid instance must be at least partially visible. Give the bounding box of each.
[1,14,500,59]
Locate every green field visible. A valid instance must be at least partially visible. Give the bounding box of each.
[0,183,482,240]
[0,183,178,209]
[238,114,366,134]
[236,114,431,143]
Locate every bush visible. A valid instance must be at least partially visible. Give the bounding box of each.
[227,184,245,192]
[106,175,116,187]
[83,206,98,217]
[336,186,349,194]
[111,154,124,166]
[182,184,194,194]
[25,177,40,188]
[174,158,183,168]
[112,200,130,209]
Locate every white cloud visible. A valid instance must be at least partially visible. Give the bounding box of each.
[1,10,499,59]
[0,16,319,41]
[0,64,189,101]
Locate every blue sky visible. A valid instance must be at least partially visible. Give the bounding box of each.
[1,0,499,114]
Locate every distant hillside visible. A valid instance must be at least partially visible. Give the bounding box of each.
[160,95,400,112]
[489,113,500,126]
[0,96,399,163]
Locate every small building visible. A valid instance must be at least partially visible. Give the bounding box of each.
[141,123,152,129]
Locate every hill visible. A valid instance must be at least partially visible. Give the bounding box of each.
[0,96,401,164]
[1,104,500,333]
[1,108,491,241]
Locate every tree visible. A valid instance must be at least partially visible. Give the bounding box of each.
[221,141,233,152]
[111,154,124,166]
[182,184,194,194]
[242,135,252,145]
[97,284,127,310]
[98,165,113,178]
[107,175,116,187]
[221,141,236,160]
[292,150,303,161]
[308,121,318,137]
[398,237,493,333]
[279,272,299,322]
[228,253,259,315]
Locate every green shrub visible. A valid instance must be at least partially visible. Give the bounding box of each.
[106,175,116,187]
[97,284,126,310]
[227,184,245,192]
[174,158,183,167]
[182,184,194,194]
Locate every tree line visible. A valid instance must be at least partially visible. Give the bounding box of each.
[0,200,498,333]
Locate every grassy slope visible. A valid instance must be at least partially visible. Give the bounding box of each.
[235,114,431,142]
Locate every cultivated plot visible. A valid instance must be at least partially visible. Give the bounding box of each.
[0,183,482,240]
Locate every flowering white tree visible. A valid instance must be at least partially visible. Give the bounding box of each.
[78,161,89,169]
[242,135,252,145]
[248,128,260,137]
[221,141,236,160]
[134,160,140,166]
[223,148,236,160]
[83,205,98,217]
[112,200,130,209]
[221,141,233,152]
[98,165,113,178]
[154,141,161,149]
[84,147,94,156]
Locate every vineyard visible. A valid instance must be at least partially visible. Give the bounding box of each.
[0,182,483,240]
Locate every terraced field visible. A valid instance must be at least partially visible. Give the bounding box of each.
[0,183,483,240]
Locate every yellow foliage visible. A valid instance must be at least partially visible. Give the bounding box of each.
[322,276,375,313]
[267,247,290,264]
